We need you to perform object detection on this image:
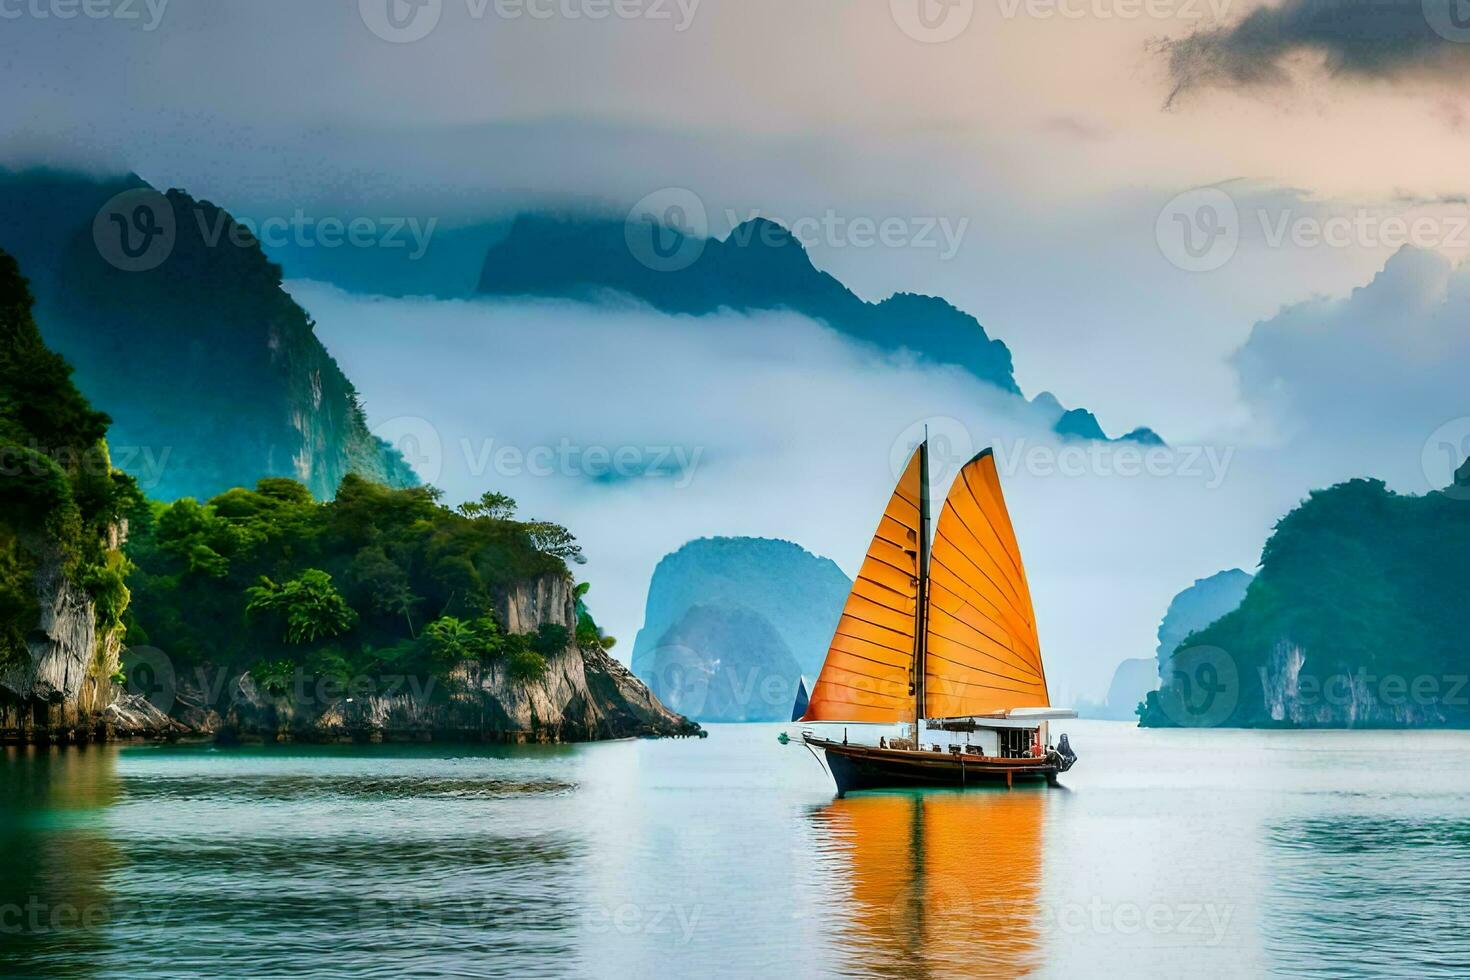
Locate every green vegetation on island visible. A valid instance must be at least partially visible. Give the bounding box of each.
[124,479,611,695]
[1,249,139,673]
[1140,477,1470,728]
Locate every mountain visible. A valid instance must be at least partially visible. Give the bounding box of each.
[0,247,168,742]
[1078,568,1251,720]
[643,604,805,723]
[1140,479,1470,728]
[0,169,416,502]
[1032,391,1165,446]
[630,537,851,722]
[1155,568,1254,672]
[1075,658,1157,721]
[477,214,1157,441]
[123,477,698,742]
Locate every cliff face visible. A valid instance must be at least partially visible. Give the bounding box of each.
[0,247,138,743]
[630,537,850,721]
[181,572,698,742]
[643,604,804,723]
[0,539,124,742]
[0,169,416,502]
[1075,657,1157,721]
[1140,479,1470,728]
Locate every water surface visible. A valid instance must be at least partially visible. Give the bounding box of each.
[3,721,1468,978]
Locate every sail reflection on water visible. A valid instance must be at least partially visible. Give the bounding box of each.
[811,788,1046,978]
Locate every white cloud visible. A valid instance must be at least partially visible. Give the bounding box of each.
[294,281,1292,703]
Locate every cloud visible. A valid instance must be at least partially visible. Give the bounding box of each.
[1158,0,1470,106]
[1232,244,1470,490]
[290,281,1297,705]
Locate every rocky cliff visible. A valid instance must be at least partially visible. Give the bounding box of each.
[0,248,141,743]
[194,572,699,742]
[1140,479,1470,728]
[0,168,416,502]
[631,537,850,722]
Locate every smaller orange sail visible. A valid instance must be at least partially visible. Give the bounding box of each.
[924,449,1049,718]
[801,447,923,723]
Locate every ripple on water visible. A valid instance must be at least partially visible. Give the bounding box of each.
[1265,815,1470,978]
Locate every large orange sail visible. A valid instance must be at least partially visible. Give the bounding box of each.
[924,449,1049,717]
[800,447,923,723]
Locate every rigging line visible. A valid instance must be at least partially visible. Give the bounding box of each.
[818,648,909,679]
[860,551,919,582]
[837,610,915,642]
[929,631,1046,678]
[928,543,1034,637]
[829,634,913,664]
[925,573,1035,653]
[925,603,1041,674]
[927,552,1037,646]
[961,466,1027,583]
[923,645,1044,687]
[937,503,1029,622]
[845,589,918,619]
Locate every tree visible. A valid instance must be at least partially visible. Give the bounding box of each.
[526,521,585,564]
[246,569,356,645]
[458,491,517,521]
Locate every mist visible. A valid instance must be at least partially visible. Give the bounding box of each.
[290,281,1339,704]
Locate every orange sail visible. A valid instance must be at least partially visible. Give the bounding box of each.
[924,449,1049,718]
[800,447,924,723]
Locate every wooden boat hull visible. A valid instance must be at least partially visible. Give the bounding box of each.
[806,736,1062,795]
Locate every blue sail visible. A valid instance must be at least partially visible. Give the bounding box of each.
[791,675,811,723]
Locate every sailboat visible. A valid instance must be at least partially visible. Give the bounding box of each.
[795,440,1077,794]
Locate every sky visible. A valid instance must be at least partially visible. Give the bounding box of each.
[4,0,1470,699]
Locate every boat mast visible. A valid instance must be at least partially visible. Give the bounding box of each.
[912,438,931,740]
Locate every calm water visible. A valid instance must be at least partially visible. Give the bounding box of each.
[3,721,1469,978]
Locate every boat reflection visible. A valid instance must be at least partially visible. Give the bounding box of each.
[811,787,1046,979]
